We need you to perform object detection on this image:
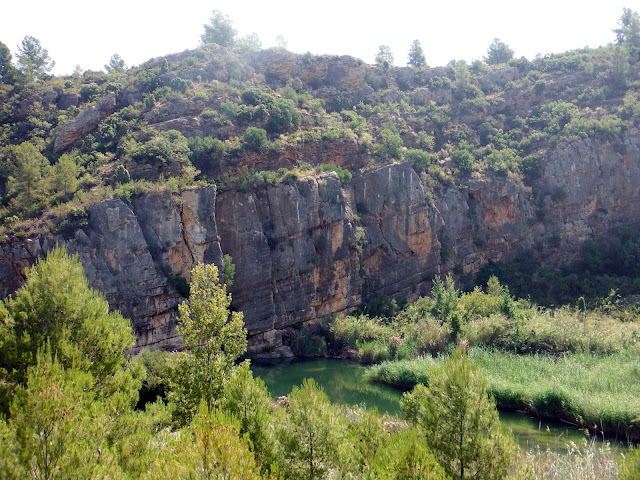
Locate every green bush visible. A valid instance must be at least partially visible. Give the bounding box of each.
[243,127,268,152]
[266,98,300,134]
[188,136,227,166]
[315,163,352,185]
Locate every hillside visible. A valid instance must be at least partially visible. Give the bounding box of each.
[1,39,640,351]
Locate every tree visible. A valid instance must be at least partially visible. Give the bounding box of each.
[376,45,394,67]
[145,402,261,479]
[3,142,51,214]
[235,33,262,54]
[52,154,80,197]
[614,8,640,47]
[1,347,123,479]
[169,263,247,423]
[222,254,236,287]
[15,36,54,81]
[279,379,342,479]
[407,40,427,68]
[401,349,516,480]
[116,164,131,184]
[201,10,237,47]
[105,53,127,74]
[0,41,19,85]
[276,35,289,49]
[484,38,514,65]
[0,246,140,414]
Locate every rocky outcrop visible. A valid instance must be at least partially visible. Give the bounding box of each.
[1,131,639,353]
[54,93,116,153]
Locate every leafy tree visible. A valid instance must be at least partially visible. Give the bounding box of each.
[0,246,140,415]
[376,45,394,67]
[221,363,280,471]
[614,8,640,47]
[169,263,247,423]
[276,35,289,49]
[187,136,227,167]
[0,41,19,85]
[105,53,127,74]
[222,254,236,287]
[235,33,262,53]
[15,36,55,82]
[131,129,190,164]
[374,122,404,160]
[484,38,514,65]
[201,10,237,47]
[407,39,427,68]
[401,349,516,480]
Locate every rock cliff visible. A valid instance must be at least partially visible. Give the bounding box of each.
[1,128,639,352]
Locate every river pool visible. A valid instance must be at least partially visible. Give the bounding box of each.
[252,358,627,453]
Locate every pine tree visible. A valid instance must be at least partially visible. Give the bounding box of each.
[0,246,139,414]
[0,41,19,85]
[15,36,55,81]
[401,349,516,480]
[484,38,514,65]
[614,8,640,47]
[408,40,427,68]
[201,10,237,47]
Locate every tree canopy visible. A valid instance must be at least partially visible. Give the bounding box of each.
[376,45,394,67]
[614,8,640,47]
[169,263,247,423]
[15,36,54,82]
[402,348,516,479]
[484,38,514,65]
[105,53,127,74]
[408,39,427,68]
[201,10,237,47]
[0,41,19,85]
[0,246,140,414]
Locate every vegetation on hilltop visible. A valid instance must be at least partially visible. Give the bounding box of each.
[0,8,637,246]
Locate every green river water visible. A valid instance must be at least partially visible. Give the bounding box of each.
[252,358,627,453]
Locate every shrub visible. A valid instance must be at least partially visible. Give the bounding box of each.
[266,98,300,134]
[187,136,226,166]
[315,163,352,186]
[243,127,268,152]
[169,77,191,93]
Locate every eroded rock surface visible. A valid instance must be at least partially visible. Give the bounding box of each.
[2,130,640,352]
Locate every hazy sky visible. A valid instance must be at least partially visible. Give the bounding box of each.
[1,1,635,76]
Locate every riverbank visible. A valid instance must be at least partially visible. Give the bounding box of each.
[366,349,640,441]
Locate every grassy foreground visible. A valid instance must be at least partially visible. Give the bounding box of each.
[367,348,640,440]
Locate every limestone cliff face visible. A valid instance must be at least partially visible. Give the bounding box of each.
[1,130,639,351]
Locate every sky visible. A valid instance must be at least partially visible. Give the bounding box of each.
[1,1,635,76]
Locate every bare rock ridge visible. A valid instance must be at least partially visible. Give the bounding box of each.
[1,130,640,352]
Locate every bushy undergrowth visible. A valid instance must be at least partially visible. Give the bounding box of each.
[330,275,640,364]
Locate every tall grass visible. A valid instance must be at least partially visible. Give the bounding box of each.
[522,440,620,480]
[367,348,640,439]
